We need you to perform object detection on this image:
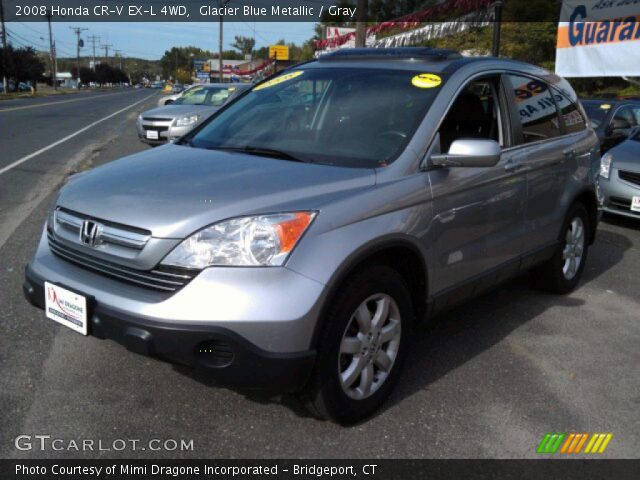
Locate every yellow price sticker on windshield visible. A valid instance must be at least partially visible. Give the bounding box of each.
[412,73,442,89]
[254,70,304,91]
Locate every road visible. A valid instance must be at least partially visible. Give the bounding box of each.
[0,90,639,459]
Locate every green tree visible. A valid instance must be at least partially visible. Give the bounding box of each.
[231,36,256,56]
[160,46,215,80]
[1,45,45,87]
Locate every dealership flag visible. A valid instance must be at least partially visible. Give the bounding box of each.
[556,0,640,77]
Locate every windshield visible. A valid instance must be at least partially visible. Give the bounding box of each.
[185,68,442,168]
[174,86,233,106]
[582,101,612,128]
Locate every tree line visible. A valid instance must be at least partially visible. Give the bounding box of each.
[71,63,129,86]
[0,45,45,90]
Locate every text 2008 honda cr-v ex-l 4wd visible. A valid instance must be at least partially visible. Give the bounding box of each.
[24,48,601,424]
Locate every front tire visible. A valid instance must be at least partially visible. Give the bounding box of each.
[532,203,590,294]
[301,265,413,424]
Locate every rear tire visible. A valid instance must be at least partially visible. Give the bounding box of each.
[300,265,413,424]
[532,203,590,294]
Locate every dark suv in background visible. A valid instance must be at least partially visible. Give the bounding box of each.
[582,98,640,153]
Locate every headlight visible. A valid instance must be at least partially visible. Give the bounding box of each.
[600,153,613,179]
[175,114,199,127]
[161,212,316,268]
[137,114,143,123]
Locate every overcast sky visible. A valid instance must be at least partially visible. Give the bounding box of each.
[7,22,317,59]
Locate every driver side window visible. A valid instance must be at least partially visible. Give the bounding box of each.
[439,77,503,153]
[612,106,640,129]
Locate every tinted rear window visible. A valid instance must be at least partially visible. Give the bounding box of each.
[582,102,612,128]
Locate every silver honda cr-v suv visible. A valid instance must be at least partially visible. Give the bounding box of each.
[24,48,600,424]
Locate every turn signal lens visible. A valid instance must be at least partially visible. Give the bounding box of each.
[275,212,314,253]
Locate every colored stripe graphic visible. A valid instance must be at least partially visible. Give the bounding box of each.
[560,433,589,453]
[539,433,613,454]
[584,433,613,453]
[537,433,566,454]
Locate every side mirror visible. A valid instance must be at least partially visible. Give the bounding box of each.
[431,139,501,168]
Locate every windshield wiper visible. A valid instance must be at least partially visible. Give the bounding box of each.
[208,145,309,163]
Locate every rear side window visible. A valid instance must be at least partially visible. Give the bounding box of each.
[558,99,587,134]
[507,75,561,144]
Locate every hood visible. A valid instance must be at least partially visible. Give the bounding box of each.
[58,144,376,238]
[142,104,217,118]
[610,139,640,172]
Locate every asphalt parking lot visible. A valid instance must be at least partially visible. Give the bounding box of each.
[0,90,638,459]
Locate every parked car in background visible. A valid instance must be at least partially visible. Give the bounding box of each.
[172,84,184,94]
[150,82,163,89]
[25,49,599,424]
[138,83,250,145]
[599,126,640,218]
[582,99,640,153]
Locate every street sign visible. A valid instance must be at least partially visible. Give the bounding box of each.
[269,45,289,61]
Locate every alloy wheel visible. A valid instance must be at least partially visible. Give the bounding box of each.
[338,294,402,400]
[562,217,585,280]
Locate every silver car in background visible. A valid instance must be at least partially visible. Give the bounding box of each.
[599,127,640,218]
[138,84,250,145]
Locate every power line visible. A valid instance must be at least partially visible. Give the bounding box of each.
[7,30,49,49]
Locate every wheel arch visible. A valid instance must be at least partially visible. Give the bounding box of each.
[571,188,599,245]
[310,236,429,349]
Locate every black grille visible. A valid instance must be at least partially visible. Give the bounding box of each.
[608,196,631,210]
[619,170,640,187]
[142,117,173,122]
[142,125,169,133]
[47,232,199,292]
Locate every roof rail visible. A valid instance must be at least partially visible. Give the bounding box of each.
[318,47,461,62]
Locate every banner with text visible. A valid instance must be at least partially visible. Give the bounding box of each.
[556,0,640,77]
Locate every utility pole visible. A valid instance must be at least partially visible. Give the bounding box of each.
[491,0,504,57]
[88,34,99,71]
[0,0,8,92]
[69,26,87,87]
[45,11,57,89]
[218,0,231,83]
[101,43,112,66]
[114,49,123,70]
[355,0,368,48]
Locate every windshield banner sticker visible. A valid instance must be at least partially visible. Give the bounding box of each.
[254,71,304,91]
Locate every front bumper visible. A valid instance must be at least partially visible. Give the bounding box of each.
[24,266,316,391]
[136,120,193,145]
[599,170,640,219]
[24,228,325,391]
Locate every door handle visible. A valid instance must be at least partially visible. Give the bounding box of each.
[563,149,576,159]
[504,159,522,172]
